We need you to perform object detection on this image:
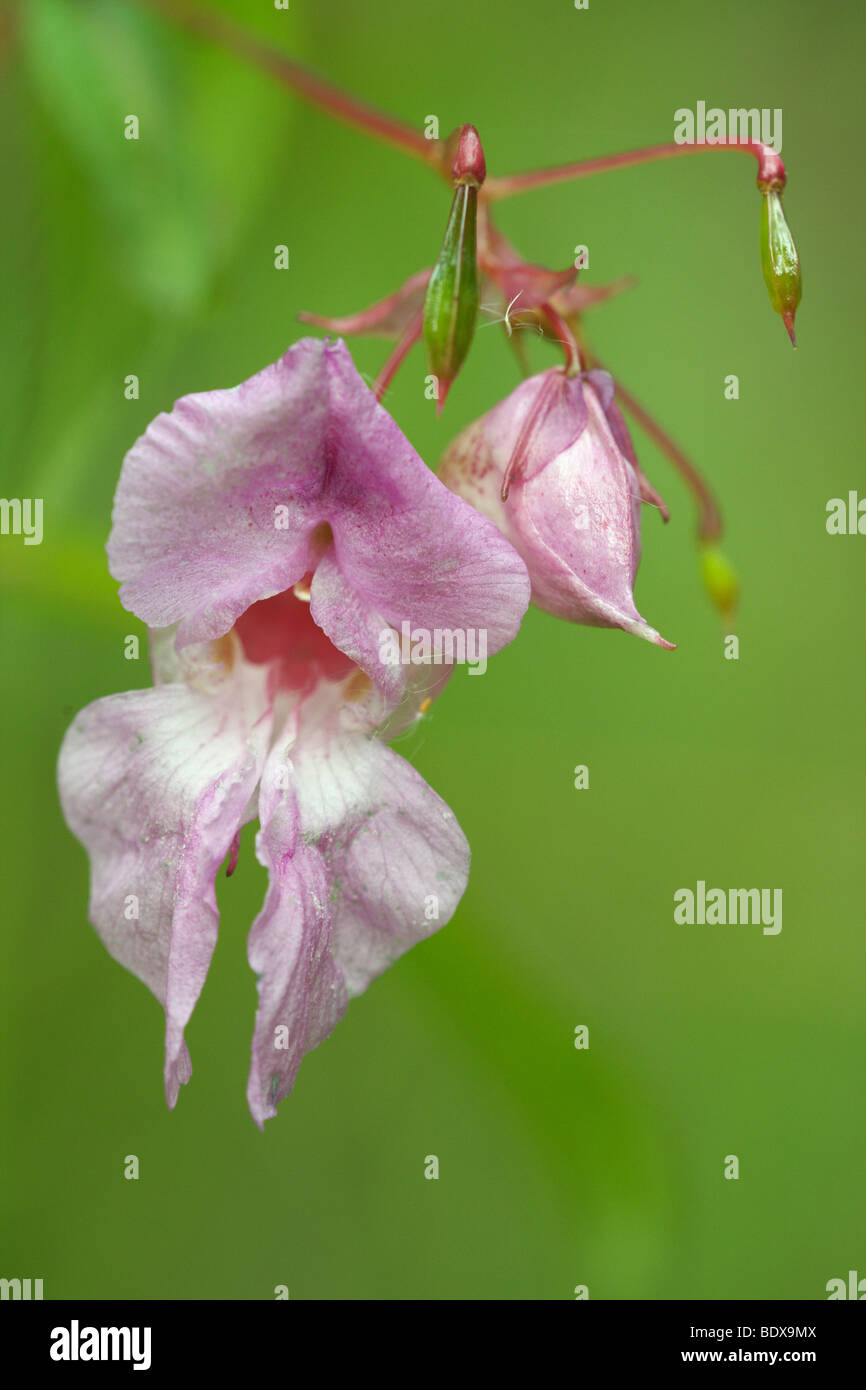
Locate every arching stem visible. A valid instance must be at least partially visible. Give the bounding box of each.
[373,309,424,401]
[585,352,723,542]
[485,139,786,201]
[138,0,442,169]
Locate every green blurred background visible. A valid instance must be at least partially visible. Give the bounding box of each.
[1,0,863,1300]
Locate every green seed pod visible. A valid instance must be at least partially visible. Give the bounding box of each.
[423,182,479,408]
[760,189,801,345]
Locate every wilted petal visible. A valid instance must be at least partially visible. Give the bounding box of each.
[481,221,577,311]
[246,722,469,1126]
[549,275,635,316]
[58,664,273,1107]
[484,262,577,313]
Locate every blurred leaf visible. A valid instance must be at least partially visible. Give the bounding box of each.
[0,529,119,622]
[19,0,302,315]
[408,910,671,1293]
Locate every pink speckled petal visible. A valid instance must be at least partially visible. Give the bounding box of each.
[246,721,469,1127]
[308,547,406,708]
[108,343,329,648]
[57,664,273,1108]
[109,338,529,658]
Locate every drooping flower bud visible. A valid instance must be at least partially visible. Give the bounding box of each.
[699,543,739,620]
[423,125,485,409]
[438,367,674,648]
[759,187,801,346]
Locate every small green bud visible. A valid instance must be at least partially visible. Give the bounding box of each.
[423,126,484,409]
[760,188,801,346]
[700,543,739,619]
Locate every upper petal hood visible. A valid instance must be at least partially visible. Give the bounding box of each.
[108,338,531,671]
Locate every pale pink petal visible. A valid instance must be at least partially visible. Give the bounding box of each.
[57,665,273,1107]
[246,722,469,1126]
[107,344,330,647]
[308,547,406,708]
[584,369,670,522]
[245,835,347,1131]
[439,371,673,647]
[307,340,529,651]
[108,338,529,661]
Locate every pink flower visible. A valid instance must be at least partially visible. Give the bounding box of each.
[439,367,673,648]
[58,338,529,1127]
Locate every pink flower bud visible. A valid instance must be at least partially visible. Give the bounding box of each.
[439,368,674,648]
[450,124,486,187]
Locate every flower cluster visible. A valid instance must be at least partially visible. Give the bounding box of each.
[59,11,802,1123]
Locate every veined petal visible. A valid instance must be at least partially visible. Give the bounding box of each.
[108,338,529,658]
[57,665,273,1107]
[245,820,347,1131]
[584,369,670,522]
[315,340,530,654]
[108,343,329,648]
[291,732,469,997]
[309,547,406,709]
[440,373,672,647]
[246,722,469,1127]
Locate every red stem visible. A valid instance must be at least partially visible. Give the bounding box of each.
[588,357,723,542]
[539,303,583,375]
[373,309,424,401]
[138,0,439,168]
[485,140,786,201]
